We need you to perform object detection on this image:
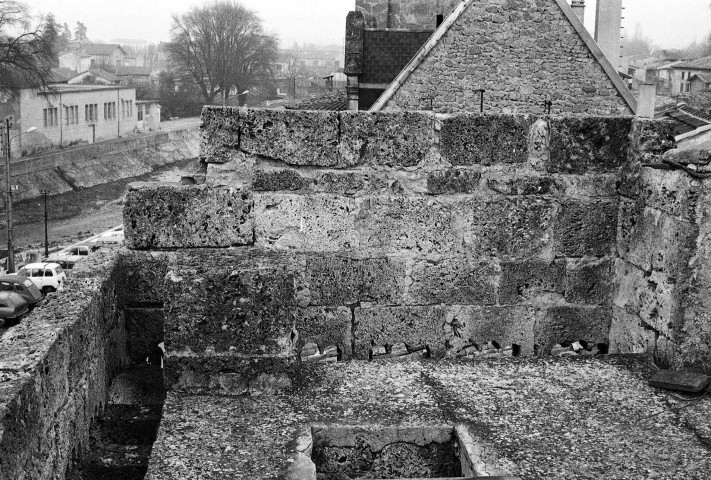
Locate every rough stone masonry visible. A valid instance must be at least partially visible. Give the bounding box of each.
[118,107,711,394]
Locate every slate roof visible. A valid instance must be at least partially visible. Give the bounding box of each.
[49,68,75,83]
[284,90,349,111]
[361,30,433,84]
[674,56,711,70]
[689,73,711,84]
[656,103,711,135]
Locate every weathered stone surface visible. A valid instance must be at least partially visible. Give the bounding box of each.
[339,111,433,167]
[200,106,241,164]
[126,308,165,365]
[528,118,550,170]
[548,116,633,174]
[305,255,406,306]
[617,201,697,278]
[354,306,446,358]
[466,198,555,258]
[124,183,254,249]
[312,171,388,196]
[609,306,658,355]
[241,109,340,166]
[119,251,168,306]
[294,307,353,358]
[165,355,296,396]
[628,118,677,164]
[444,305,537,355]
[554,199,617,257]
[427,169,481,194]
[253,169,308,191]
[440,114,531,166]
[164,250,299,355]
[498,260,565,305]
[205,152,255,188]
[612,260,683,339]
[409,257,497,305]
[535,306,612,354]
[486,174,556,195]
[355,197,467,255]
[554,173,618,198]
[634,168,700,221]
[565,259,614,305]
[255,193,358,252]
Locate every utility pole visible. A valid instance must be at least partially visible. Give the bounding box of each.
[3,117,14,273]
[40,190,49,258]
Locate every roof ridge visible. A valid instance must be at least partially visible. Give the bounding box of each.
[370,0,637,114]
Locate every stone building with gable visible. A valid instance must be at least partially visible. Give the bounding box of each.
[345,0,636,115]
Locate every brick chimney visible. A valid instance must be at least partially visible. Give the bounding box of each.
[571,0,585,24]
[595,0,623,71]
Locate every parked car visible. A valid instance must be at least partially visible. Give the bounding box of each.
[92,226,124,245]
[0,291,29,327]
[48,244,100,264]
[0,275,43,309]
[15,263,67,294]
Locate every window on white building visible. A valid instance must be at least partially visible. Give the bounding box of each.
[43,108,58,128]
[85,104,98,123]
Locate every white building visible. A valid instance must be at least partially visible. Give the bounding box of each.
[2,84,137,157]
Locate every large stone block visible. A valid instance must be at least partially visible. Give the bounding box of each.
[164,250,299,355]
[119,251,168,307]
[466,198,555,259]
[548,116,633,173]
[339,111,433,167]
[355,197,468,255]
[609,306,657,355]
[617,201,697,278]
[443,305,537,355]
[409,257,497,305]
[535,305,612,354]
[294,307,353,358]
[498,260,565,305]
[312,171,389,196]
[205,152,255,189]
[124,183,254,249]
[305,255,406,306]
[427,169,482,195]
[613,260,684,340]
[554,199,617,257]
[240,109,340,166]
[125,308,165,365]
[564,258,613,305]
[354,306,446,358]
[254,193,359,252]
[440,114,532,166]
[200,106,241,164]
[253,168,308,191]
[486,174,556,196]
[628,118,677,164]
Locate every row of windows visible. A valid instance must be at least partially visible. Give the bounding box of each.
[42,100,136,128]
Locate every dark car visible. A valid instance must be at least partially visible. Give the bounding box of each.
[0,275,44,310]
[0,291,29,327]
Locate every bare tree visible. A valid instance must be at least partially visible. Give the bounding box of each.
[166,0,278,105]
[0,0,55,95]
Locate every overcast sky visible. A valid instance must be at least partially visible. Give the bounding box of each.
[24,0,711,50]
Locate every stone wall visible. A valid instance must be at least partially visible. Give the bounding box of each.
[611,146,711,372]
[0,248,127,479]
[120,107,683,394]
[378,0,633,115]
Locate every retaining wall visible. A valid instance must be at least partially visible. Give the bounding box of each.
[120,107,711,396]
[1,128,200,202]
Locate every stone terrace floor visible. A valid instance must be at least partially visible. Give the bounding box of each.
[145,356,711,479]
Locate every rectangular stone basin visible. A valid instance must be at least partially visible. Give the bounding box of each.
[285,424,520,479]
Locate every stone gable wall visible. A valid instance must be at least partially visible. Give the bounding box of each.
[379,0,633,115]
[118,107,689,396]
